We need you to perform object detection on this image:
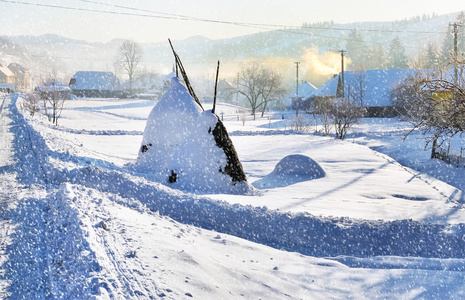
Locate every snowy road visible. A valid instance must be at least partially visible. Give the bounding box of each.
[0,95,51,298]
[0,95,18,297]
[0,95,15,169]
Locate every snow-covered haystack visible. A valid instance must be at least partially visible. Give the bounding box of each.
[136,77,250,194]
[253,154,325,189]
[136,77,203,171]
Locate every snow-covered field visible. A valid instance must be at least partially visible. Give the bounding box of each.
[1,90,465,299]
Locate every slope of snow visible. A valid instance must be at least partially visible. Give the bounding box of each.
[1,92,465,298]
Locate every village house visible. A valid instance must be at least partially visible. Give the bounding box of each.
[35,81,71,100]
[288,81,317,111]
[8,63,31,91]
[217,79,236,104]
[69,71,122,98]
[0,65,15,93]
[306,69,418,117]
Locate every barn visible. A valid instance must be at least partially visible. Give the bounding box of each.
[69,71,122,98]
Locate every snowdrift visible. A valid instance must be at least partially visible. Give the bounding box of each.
[253,154,325,188]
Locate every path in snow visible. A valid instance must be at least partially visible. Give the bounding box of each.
[0,95,53,298]
[0,95,18,297]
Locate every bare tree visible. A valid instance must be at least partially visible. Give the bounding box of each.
[42,80,68,126]
[237,63,285,120]
[312,97,333,135]
[115,40,144,95]
[312,96,365,139]
[36,71,69,126]
[22,93,40,116]
[392,64,465,159]
[331,99,365,140]
[258,67,286,117]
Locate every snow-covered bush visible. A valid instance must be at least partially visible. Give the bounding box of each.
[253,154,325,188]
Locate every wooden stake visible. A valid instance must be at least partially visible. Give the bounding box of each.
[212,60,220,114]
[168,39,203,111]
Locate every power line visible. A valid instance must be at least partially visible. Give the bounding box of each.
[76,0,447,35]
[74,0,288,28]
[0,0,292,31]
[0,0,455,58]
[0,0,190,20]
[1,0,450,36]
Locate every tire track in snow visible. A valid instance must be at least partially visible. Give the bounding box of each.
[54,184,164,298]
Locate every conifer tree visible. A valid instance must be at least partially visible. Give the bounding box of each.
[345,29,366,70]
[423,42,439,69]
[387,37,409,68]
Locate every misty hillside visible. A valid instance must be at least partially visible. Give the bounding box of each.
[0,11,462,85]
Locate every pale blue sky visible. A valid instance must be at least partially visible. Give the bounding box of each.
[0,0,464,43]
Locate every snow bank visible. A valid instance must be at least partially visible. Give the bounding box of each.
[253,154,325,188]
[64,166,465,260]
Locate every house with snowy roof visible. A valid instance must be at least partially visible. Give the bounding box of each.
[35,81,71,99]
[8,63,31,91]
[69,71,122,98]
[287,81,317,111]
[217,79,236,104]
[307,69,418,117]
[0,66,15,93]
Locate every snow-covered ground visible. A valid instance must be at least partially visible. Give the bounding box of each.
[1,91,465,299]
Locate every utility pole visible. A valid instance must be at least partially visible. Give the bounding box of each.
[294,61,300,115]
[295,61,300,98]
[236,73,239,106]
[339,50,346,98]
[449,22,462,85]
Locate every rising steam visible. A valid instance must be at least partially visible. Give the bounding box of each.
[301,47,351,86]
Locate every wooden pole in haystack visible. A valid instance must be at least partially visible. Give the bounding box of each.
[167,40,247,184]
[168,38,204,111]
[212,60,220,114]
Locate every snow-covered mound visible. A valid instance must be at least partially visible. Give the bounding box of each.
[136,77,203,171]
[253,154,325,188]
[135,77,250,194]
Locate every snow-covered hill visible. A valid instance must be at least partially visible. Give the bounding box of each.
[1,11,461,84]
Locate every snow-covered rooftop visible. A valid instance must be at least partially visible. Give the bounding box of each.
[69,71,120,91]
[288,81,317,99]
[308,69,418,107]
[0,66,15,77]
[35,81,71,92]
